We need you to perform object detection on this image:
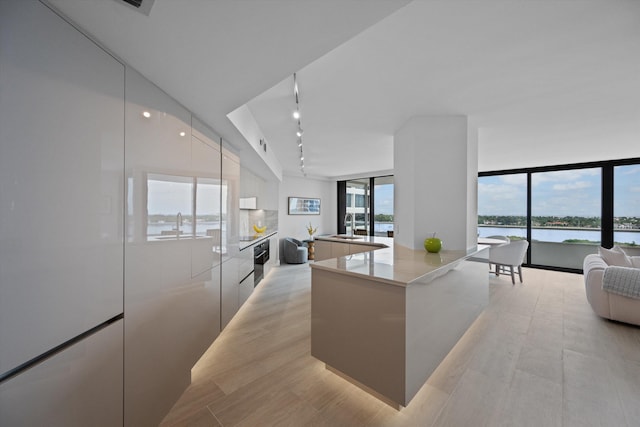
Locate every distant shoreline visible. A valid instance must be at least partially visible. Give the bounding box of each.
[478,225,639,232]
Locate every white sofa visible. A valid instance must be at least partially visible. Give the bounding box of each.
[583,248,640,326]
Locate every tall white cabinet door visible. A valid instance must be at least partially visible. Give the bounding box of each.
[0,1,124,375]
[191,129,222,277]
[221,143,241,329]
[222,144,241,263]
[124,67,196,427]
[0,321,124,427]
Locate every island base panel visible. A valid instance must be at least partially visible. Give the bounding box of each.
[311,258,489,407]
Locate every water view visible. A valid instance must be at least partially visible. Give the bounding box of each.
[479,225,640,246]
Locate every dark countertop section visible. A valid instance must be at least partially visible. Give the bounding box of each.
[239,231,278,250]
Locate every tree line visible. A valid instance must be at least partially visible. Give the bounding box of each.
[479,215,602,228]
[479,215,639,229]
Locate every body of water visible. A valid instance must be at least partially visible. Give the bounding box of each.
[479,226,639,245]
[374,222,394,232]
[148,221,222,236]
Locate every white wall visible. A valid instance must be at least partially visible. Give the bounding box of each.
[228,105,283,181]
[279,175,336,242]
[467,122,479,250]
[394,116,470,251]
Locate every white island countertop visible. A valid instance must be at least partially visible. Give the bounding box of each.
[312,235,488,287]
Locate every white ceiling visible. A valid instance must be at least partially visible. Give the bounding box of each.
[48,0,640,180]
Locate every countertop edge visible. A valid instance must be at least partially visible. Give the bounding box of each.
[314,235,389,248]
[239,231,278,250]
[310,246,489,288]
[311,262,407,287]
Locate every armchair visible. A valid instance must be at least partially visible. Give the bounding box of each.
[283,238,308,264]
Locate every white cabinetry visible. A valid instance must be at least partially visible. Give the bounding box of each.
[238,273,255,308]
[191,118,222,277]
[124,69,221,426]
[237,245,254,310]
[0,0,125,374]
[221,144,241,330]
[240,167,265,208]
[264,234,278,276]
[221,256,239,329]
[0,320,124,427]
[0,2,124,424]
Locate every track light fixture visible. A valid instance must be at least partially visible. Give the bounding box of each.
[293,73,306,176]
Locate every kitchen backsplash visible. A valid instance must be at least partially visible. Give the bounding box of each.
[240,209,278,236]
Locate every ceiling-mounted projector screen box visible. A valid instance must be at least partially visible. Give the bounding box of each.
[288,197,320,215]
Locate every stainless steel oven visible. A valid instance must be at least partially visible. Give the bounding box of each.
[253,239,269,286]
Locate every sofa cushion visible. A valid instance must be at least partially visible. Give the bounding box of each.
[598,246,632,267]
[631,256,640,269]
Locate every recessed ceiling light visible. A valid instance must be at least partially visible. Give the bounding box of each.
[142,111,151,118]
[293,110,300,120]
[179,131,186,137]
[296,128,304,138]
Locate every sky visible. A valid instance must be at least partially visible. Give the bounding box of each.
[374,183,394,215]
[146,165,637,219]
[478,165,640,217]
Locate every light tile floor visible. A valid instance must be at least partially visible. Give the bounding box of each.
[161,263,640,427]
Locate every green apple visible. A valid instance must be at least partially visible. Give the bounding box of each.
[424,236,442,253]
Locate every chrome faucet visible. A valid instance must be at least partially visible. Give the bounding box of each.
[344,213,354,236]
[176,212,183,236]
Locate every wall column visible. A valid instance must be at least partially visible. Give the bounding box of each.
[394,116,475,251]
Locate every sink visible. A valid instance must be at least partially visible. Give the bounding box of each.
[329,235,363,240]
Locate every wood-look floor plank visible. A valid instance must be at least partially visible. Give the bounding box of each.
[162,263,640,426]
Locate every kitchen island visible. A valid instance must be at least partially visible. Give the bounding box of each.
[310,237,489,408]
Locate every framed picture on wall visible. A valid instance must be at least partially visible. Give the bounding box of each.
[288,197,320,215]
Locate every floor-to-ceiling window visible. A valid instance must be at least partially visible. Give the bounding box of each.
[530,168,601,270]
[614,164,640,250]
[477,173,527,240]
[339,175,394,236]
[373,176,394,236]
[345,179,369,235]
[479,158,640,272]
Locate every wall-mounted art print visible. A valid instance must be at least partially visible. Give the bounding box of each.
[288,197,320,215]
